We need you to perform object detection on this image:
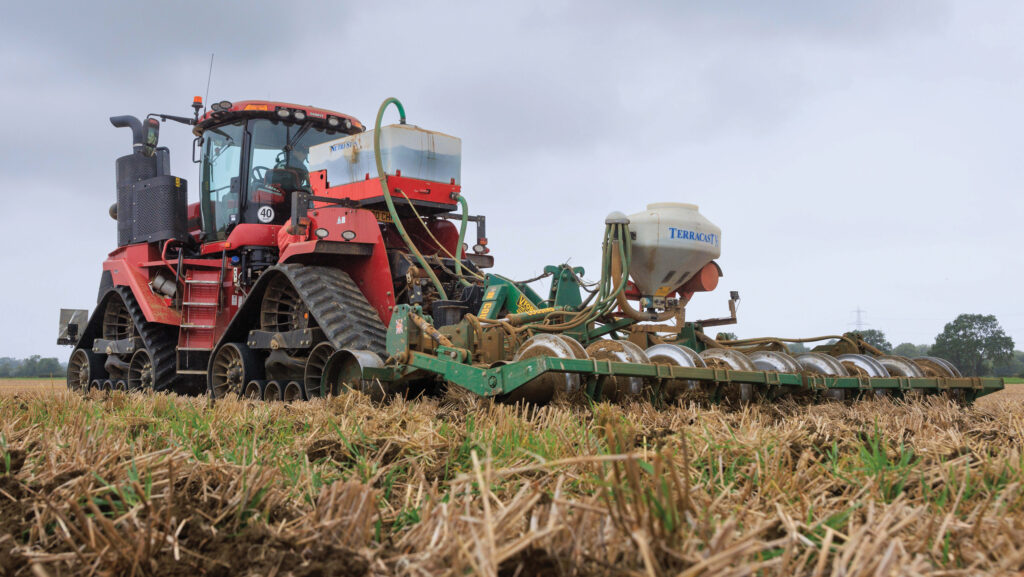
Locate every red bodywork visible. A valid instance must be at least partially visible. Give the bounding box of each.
[100,100,465,366]
[102,178,453,349]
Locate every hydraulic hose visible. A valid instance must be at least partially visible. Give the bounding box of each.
[453,194,471,286]
[374,97,449,300]
[610,224,676,323]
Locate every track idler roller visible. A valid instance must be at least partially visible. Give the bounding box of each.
[210,343,264,399]
[699,348,757,404]
[244,380,267,400]
[506,334,589,404]
[128,349,154,392]
[304,342,337,399]
[586,339,650,403]
[644,343,706,401]
[67,348,106,393]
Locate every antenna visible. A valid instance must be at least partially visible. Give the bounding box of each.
[203,53,215,114]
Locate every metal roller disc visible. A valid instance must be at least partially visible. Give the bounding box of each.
[700,348,757,371]
[101,379,114,392]
[586,339,650,403]
[322,349,391,400]
[915,356,962,378]
[747,351,804,400]
[700,348,757,403]
[796,353,849,376]
[797,353,848,400]
[747,351,802,373]
[507,334,589,404]
[645,343,706,400]
[877,356,924,378]
[836,354,890,377]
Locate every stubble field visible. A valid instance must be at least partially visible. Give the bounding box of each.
[1,381,1023,576]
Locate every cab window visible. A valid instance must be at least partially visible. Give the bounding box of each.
[199,121,245,240]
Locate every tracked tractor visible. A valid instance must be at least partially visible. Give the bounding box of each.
[59,97,1003,404]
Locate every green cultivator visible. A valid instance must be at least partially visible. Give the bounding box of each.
[317,215,1004,406]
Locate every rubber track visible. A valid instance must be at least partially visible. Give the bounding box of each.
[113,287,193,394]
[274,264,387,354]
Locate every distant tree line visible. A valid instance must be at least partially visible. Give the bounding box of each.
[853,314,1018,378]
[0,356,65,378]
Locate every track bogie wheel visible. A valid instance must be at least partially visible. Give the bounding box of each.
[244,380,267,400]
[67,348,105,393]
[264,380,283,401]
[283,381,306,402]
[210,343,263,399]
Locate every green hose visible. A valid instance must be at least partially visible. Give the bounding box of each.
[374,98,448,300]
[453,194,471,287]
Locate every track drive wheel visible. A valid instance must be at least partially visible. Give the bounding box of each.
[67,348,105,393]
[210,343,264,399]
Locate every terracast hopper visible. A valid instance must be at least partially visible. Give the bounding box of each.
[59,97,1003,405]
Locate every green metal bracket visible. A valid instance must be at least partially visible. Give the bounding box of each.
[544,264,585,309]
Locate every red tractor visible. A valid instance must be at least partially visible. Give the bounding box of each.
[61,97,490,399]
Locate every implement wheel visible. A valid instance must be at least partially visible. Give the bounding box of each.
[68,348,105,393]
[210,343,263,399]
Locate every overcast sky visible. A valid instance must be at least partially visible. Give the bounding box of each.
[1,1,1022,361]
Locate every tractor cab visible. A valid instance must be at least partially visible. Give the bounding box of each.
[194,101,363,241]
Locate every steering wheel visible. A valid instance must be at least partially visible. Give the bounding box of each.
[251,166,271,181]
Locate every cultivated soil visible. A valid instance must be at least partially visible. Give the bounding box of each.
[0,385,1022,575]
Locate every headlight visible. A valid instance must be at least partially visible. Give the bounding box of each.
[276,108,291,118]
[472,244,486,254]
[341,230,357,241]
[217,100,232,110]
[314,228,329,239]
[293,110,307,121]
[327,116,340,127]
